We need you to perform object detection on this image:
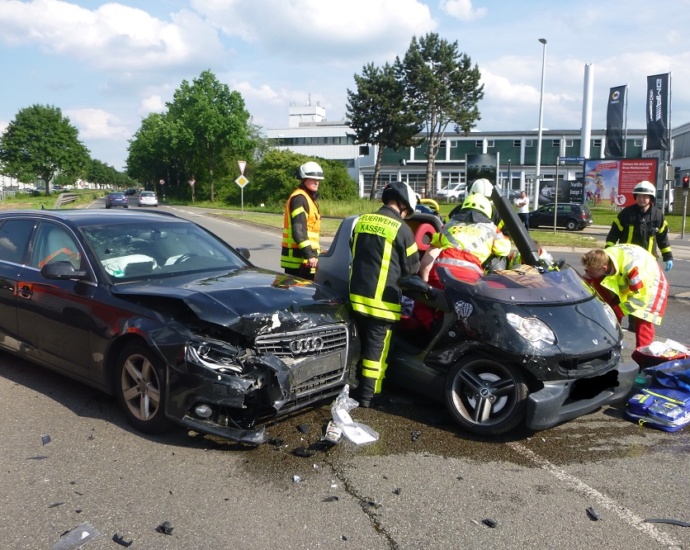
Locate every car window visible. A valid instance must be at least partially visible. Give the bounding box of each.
[0,219,35,264]
[30,222,83,270]
[81,221,248,280]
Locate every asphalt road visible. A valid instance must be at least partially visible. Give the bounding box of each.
[0,203,688,549]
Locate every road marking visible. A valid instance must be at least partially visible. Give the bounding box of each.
[507,442,682,549]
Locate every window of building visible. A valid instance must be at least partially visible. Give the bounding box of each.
[552,139,560,147]
[486,140,495,148]
[525,140,534,147]
[592,139,602,147]
[634,139,643,146]
[565,139,574,147]
[475,140,483,148]
[359,145,370,156]
[513,140,521,147]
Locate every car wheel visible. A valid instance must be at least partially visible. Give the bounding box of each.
[105,205,111,209]
[115,342,171,435]
[565,219,577,231]
[445,355,528,436]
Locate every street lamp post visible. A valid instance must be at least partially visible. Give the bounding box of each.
[533,38,547,210]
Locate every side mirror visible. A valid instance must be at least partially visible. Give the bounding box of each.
[41,261,88,280]
[236,247,251,260]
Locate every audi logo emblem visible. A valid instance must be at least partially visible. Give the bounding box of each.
[289,336,324,354]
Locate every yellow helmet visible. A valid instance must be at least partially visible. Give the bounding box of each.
[461,193,492,218]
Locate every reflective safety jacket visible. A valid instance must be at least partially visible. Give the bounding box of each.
[588,244,668,325]
[281,187,321,272]
[349,206,420,321]
[429,217,511,283]
[606,204,673,261]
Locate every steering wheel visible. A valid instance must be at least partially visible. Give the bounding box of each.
[174,253,199,265]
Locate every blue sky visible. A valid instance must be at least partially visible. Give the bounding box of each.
[1,0,689,171]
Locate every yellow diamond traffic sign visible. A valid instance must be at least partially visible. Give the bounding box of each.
[235,175,249,188]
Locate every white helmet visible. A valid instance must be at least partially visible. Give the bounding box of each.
[469,178,494,198]
[298,161,324,180]
[381,181,417,215]
[632,180,656,200]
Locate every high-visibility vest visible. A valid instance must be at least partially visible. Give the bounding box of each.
[280,188,320,270]
[599,244,668,325]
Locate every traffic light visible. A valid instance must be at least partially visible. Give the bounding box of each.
[683,174,689,188]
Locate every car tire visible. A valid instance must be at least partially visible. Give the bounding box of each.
[565,219,577,231]
[445,355,528,436]
[105,205,111,209]
[115,342,172,435]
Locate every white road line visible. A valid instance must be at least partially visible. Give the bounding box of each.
[507,442,682,549]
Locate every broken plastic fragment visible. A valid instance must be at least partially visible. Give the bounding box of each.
[644,518,690,527]
[297,423,310,434]
[393,488,402,495]
[586,507,600,521]
[292,475,302,483]
[411,430,421,442]
[41,435,52,445]
[155,521,173,535]
[323,496,339,502]
[112,533,133,547]
[51,523,100,550]
[48,502,65,508]
[482,518,497,528]
[292,446,316,458]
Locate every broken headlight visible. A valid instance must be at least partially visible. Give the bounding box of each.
[506,313,556,345]
[186,341,243,374]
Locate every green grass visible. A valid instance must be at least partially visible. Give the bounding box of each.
[0,190,103,210]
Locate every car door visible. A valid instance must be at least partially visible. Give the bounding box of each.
[15,221,94,378]
[0,218,37,352]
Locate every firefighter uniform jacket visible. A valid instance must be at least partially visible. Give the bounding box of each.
[606,204,673,262]
[588,244,668,325]
[349,206,420,322]
[281,186,321,271]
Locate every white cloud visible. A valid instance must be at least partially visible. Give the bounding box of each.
[0,0,224,70]
[65,108,131,140]
[192,0,436,61]
[140,95,167,115]
[440,0,487,21]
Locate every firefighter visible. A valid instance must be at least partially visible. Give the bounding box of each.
[606,180,673,272]
[280,161,323,280]
[581,244,668,348]
[349,181,421,407]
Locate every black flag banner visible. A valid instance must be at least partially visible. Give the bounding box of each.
[646,73,670,151]
[605,85,627,158]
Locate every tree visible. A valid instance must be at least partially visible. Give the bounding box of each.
[249,150,357,207]
[0,104,90,195]
[395,33,484,196]
[346,62,422,199]
[166,70,254,202]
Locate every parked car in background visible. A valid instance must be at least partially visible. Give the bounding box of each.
[436,182,467,202]
[124,188,138,196]
[137,190,158,207]
[105,192,129,209]
[528,202,593,231]
[0,209,359,444]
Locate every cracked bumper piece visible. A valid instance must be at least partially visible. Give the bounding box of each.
[524,360,638,431]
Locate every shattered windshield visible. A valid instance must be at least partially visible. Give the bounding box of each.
[81,220,248,281]
[438,263,593,305]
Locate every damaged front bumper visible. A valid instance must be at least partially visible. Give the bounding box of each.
[525,360,638,430]
[164,324,359,444]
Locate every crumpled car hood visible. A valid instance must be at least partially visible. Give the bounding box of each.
[111,268,346,335]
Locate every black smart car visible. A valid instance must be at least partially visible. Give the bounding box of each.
[528,202,593,231]
[0,209,359,444]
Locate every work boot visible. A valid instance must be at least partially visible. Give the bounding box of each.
[356,378,376,408]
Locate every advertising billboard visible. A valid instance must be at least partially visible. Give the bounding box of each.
[583,158,658,208]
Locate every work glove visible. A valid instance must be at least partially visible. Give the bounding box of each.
[665,260,673,272]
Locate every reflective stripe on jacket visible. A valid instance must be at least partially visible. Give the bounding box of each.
[349,206,420,321]
[431,219,511,266]
[598,244,668,324]
[281,188,321,270]
[605,204,673,261]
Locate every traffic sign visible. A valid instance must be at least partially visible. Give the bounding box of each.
[238,160,247,175]
[235,175,249,188]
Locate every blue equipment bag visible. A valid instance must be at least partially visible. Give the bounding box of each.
[625,359,690,432]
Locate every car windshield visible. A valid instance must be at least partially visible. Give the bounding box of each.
[80,220,249,281]
[438,263,593,305]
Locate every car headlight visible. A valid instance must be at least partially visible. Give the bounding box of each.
[601,302,619,330]
[186,341,243,373]
[506,313,556,345]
